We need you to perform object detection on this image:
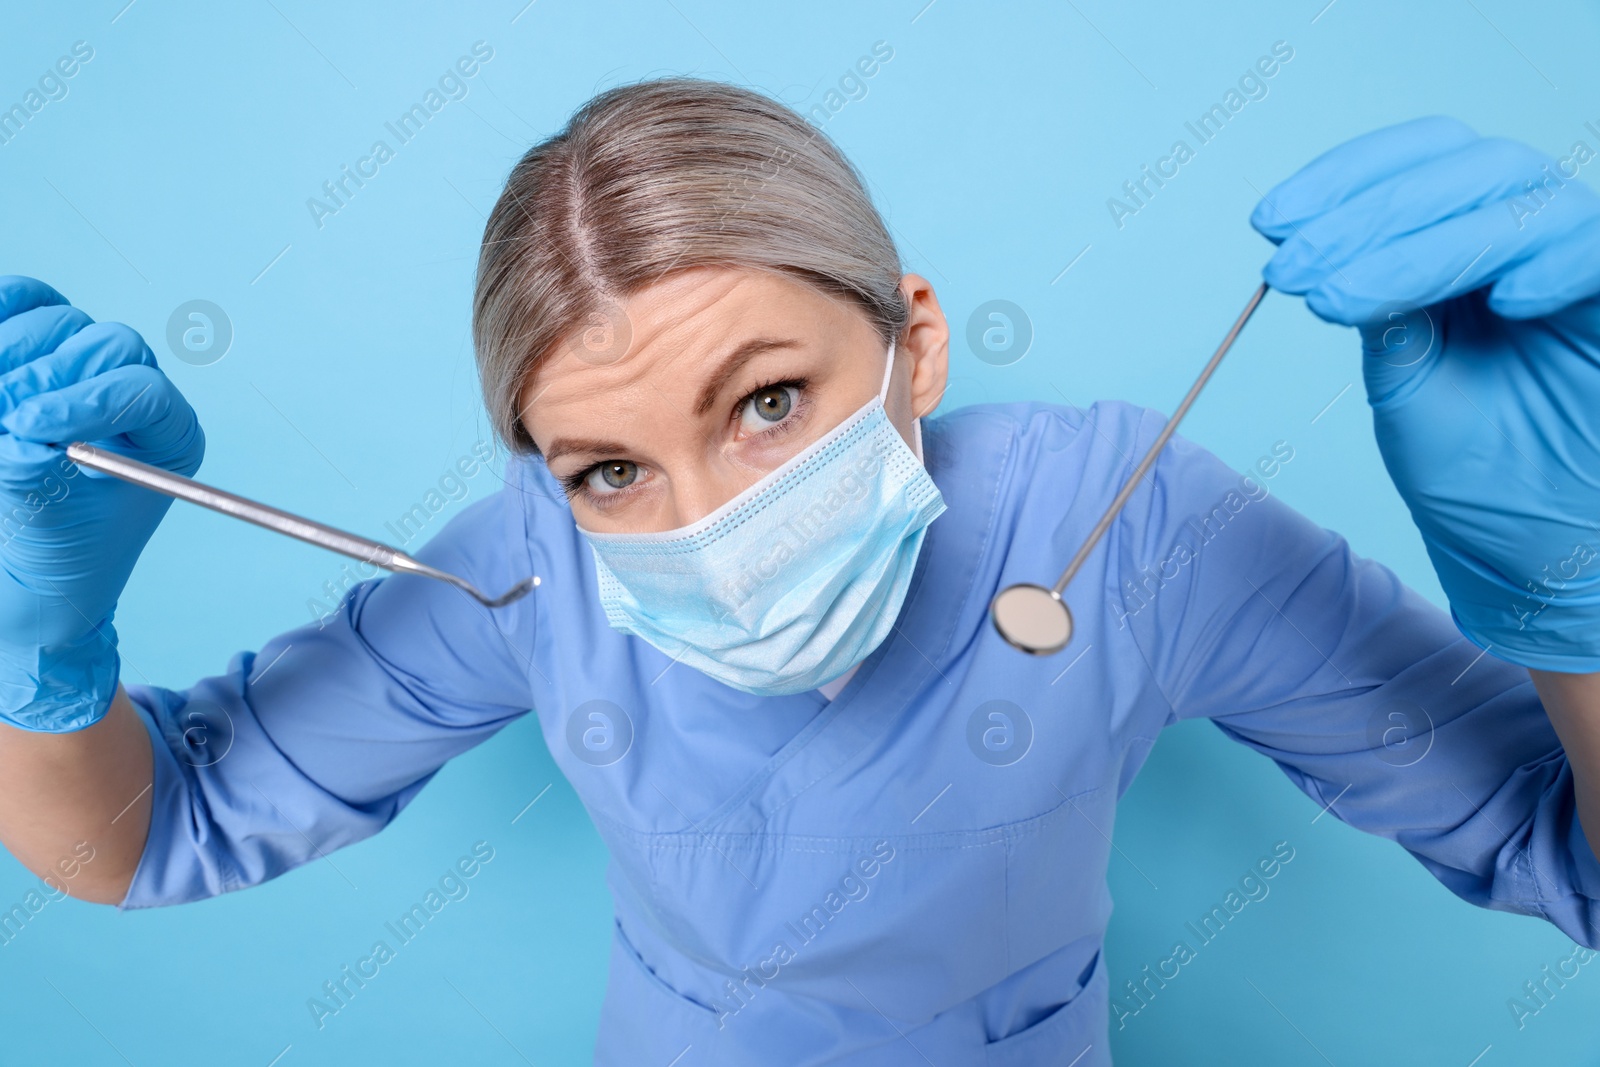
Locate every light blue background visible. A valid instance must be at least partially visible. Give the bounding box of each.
[3,1,1598,1063]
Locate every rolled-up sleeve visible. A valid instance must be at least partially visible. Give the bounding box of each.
[118,484,540,910]
[1118,422,1600,948]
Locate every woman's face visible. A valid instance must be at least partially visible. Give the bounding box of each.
[520,267,950,534]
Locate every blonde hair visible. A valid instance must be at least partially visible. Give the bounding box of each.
[471,75,907,456]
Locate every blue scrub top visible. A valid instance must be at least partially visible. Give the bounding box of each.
[118,400,1600,1065]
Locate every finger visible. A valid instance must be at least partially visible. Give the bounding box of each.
[1302,183,1600,326]
[0,305,95,377]
[1264,137,1555,295]
[0,433,80,488]
[1489,213,1600,319]
[1250,116,1479,243]
[1,363,203,469]
[0,277,69,324]
[1356,300,1443,408]
[0,321,155,424]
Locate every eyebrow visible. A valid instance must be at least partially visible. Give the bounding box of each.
[691,336,805,417]
[540,434,634,466]
[539,335,806,466]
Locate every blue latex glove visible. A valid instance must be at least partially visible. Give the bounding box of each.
[1252,116,1600,672]
[0,277,204,731]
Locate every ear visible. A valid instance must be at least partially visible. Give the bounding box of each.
[897,273,950,420]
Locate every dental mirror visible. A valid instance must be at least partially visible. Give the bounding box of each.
[991,281,1269,655]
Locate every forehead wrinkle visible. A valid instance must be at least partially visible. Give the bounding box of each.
[525,269,774,452]
[527,310,678,403]
[526,332,731,467]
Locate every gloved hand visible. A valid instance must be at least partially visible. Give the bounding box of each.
[1251,116,1600,673]
[0,277,205,731]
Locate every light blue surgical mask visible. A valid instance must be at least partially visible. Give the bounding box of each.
[579,338,947,696]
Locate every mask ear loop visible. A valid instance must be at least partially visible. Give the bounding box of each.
[877,337,898,399]
[879,337,926,464]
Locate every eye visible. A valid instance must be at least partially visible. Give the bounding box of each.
[737,383,799,435]
[583,460,638,496]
